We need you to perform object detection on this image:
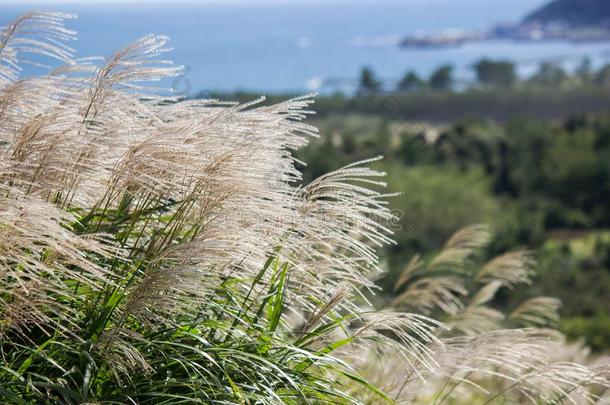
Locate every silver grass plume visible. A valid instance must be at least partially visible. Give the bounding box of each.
[360,226,610,403]
[0,12,76,85]
[0,185,113,338]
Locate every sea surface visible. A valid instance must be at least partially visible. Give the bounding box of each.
[3,0,610,94]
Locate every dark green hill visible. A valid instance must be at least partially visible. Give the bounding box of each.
[525,0,610,27]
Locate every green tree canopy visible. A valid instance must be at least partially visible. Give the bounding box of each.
[429,64,453,90]
[397,70,424,92]
[474,59,517,87]
[530,62,567,87]
[358,66,381,95]
[595,64,610,88]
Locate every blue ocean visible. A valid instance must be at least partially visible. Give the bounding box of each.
[2,0,610,94]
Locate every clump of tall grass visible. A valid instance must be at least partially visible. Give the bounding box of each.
[358,224,610,403]
[0,12,608,404]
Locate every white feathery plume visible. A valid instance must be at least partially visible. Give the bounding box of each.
[0,12,76,85]
[448,281,505,335]
[429,224,490,269]
[362,329,609,404]
[510,296,561,327]
[450,306,505,336]
[0,185,113,338]
[351,310,447,375]
[476,250,534,287]
[470,280,504,307]
[392,276,467,316]
[393,253,423,292]
[300,284,349,334]
[283,157,398,313]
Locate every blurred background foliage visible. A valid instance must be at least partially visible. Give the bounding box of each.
[209,59,610,352]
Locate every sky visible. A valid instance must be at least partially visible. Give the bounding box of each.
[2,0,366,3]
[4,0,584,94]
[0,0,528,3]
[0,0,551,10]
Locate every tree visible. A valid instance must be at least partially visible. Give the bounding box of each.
[530,62,567,87]
[576,56,593,83]
[397,70,424,92]
[473,59,516,88]
[358,66,381,95]
[595,64,610,88]
[429,64,453,90]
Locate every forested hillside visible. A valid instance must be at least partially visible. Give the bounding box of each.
[525,0,610,27]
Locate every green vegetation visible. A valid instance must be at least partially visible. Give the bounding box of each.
[357,66,382,95]
[428,64,454,91]
[531,61,569,87]
[474,59,517,88]
[355,57,610,95]
[1,11,609,404]
[525,0,610,27]
[215,87,610,123]
[211,60,610,353]
[397,70,425,92]
[293,105,610,352]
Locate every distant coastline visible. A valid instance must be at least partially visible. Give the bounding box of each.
[400,0,610,49]
[399,23,610,49]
